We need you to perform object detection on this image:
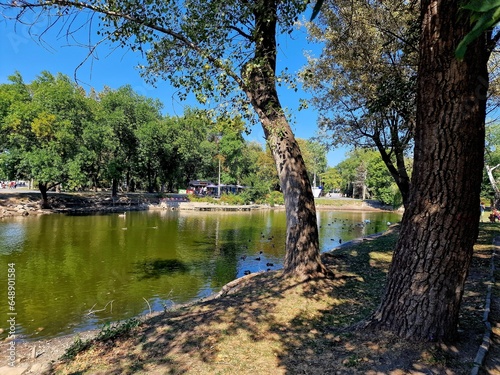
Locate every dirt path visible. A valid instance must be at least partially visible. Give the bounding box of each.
[0,330,98,374]
[480,238,500,375]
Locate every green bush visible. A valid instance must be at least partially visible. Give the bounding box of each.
[61,336,91,361]
[188,189,281,206]
[266,191,284,206]
[219,193,246,205]
[188,195,215,203]
[238,189,256,204]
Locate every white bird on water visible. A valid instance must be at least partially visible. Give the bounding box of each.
[118,212,126,218]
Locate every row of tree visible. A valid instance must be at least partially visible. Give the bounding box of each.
[1,72,336,207]
[4,63,492,211]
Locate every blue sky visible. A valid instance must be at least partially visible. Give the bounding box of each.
[0,12,348,167]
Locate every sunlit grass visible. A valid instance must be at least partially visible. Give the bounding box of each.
[368,251,393,264]
[315,198,364,206]
[54,223,498,375]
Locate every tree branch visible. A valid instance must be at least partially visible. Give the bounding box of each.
[487,163,500,173]
[7,0,248,91]
[489,30,500,53]
[227,25,253,41]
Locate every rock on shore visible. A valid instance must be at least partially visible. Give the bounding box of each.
[0,191,162,218]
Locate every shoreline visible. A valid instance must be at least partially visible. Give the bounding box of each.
[0,192,399,373]
[0,204,398,369]
[0,225,397,374]
[2,226,494,375]
[0,190,397,218]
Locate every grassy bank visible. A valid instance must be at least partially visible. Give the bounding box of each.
[47,223,498,375]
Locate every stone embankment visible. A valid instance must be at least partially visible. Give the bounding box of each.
[0,192,161,218]
[0,194,46,218]
[0,192,269,218]
[0,191,396,219]
[1,203,45,218]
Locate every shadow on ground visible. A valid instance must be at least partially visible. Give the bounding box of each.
[53,225,494,375]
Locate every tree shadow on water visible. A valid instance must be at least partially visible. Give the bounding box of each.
[134,259,190,280]
[56,227,487,374]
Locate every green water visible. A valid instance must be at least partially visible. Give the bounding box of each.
[0,209,401,341]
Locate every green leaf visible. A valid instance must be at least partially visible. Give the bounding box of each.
[456,5,500,59]
[461,0,500,13]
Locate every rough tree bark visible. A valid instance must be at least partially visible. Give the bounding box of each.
[263,115,329,277]
[366,0,489,341]
[244,0,331,278]
[111,178,118,198]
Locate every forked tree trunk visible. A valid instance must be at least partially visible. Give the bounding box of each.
[366,0,489,341]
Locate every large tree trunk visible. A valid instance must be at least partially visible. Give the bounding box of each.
[245,0,331,279]
[366,0,489,341]
[263,115,330,277]
[38,182,50,209]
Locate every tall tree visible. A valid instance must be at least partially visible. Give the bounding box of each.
[74,100,115,192]
[216,116,248,185]
[303,0,417,207]
[319,167,342,193]
[167,109,218,188]
[364,0,493,341]
[0,73,31,181]
[0,71,91,206]
[297,139,328,188]
[96,85,162,196]
[3,0,329,277]
[365,152,402,207]
[135,119,170,193]
[240,141,280,200]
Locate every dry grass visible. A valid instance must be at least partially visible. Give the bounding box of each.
[50,223,499,375]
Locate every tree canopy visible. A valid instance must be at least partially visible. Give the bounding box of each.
[302,0,417,207]
[2,0,303,122]
[0,71,93,206]
[0,71,282,203]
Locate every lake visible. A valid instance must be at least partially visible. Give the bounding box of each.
[0,209,401,341]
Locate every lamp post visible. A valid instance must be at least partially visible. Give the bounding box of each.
[218,156,221,197]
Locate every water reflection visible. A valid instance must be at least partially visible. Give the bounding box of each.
[0,219,27,254]
[0,209,400,341]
